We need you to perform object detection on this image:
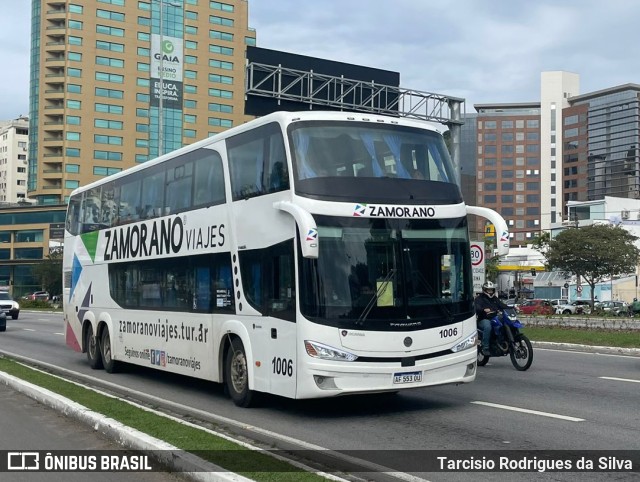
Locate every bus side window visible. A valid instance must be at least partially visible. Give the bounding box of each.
[228,141,262,199]
[166,162,193,214]
[266,131,288,192]
[118,179,141,225]
[239,240,295,321]
[193,267,211,312]
[80,188,102,232]
[193,150,225,207]
[67,197,81,235]
[140,269,162,307]
[214,261,234,311]
[267,242,295,320]
[141,169,165,220]
[227,122,287,201]
[100,183,118,228]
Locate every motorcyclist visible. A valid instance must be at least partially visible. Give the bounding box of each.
[475,280,508,356]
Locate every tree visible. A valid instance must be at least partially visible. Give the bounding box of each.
[484,235,501,283]
[32,247,63,297]
[537,224,639,307]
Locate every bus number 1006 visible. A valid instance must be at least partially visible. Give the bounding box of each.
[439,327,458,338]
[272,357,293,377]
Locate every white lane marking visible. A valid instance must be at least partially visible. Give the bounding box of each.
[54,332,64,336]
[471,401,585,422]
[600,376,640,384]
[22,328,36,332]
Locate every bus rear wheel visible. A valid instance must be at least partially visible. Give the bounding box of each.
[100,328,119,374]
[225,339,254,407]
[86,325,103,370]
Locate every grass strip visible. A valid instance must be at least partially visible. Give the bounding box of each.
[0,356,328,481]
[524,326,640,348]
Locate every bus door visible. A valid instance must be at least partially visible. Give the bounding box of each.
[238,240,297,398]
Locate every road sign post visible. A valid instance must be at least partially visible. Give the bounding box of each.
[470,242,485,294]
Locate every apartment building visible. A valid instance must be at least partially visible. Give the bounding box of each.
[0,117,30,203]
[29,0,256,204]
[462,71,581,246]
[473,103,542,246]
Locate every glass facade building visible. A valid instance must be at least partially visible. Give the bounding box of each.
[0,204,66,296]
[28,0,256,204]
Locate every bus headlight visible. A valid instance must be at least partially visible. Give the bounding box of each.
[304,340,358,362]
[451,332,478,353]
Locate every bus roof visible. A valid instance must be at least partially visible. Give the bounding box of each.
[69,110,446,197]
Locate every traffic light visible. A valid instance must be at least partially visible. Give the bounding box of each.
[531,268,536,276]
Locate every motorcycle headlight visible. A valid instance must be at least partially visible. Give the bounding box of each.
[451,332,478,353]
[304,340,358,362]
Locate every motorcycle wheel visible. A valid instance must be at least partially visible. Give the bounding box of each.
[510,334,533,371]
[477,346,489,366]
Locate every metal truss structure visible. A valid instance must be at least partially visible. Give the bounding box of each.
[246,62,464,125]
[245,61,466,173]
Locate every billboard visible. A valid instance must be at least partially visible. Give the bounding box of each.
[245,46,400,117]
[150,34,184,107]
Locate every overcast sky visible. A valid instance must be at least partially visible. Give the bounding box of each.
[2,0,639,120]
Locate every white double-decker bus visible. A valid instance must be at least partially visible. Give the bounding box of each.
[63,111,508,407]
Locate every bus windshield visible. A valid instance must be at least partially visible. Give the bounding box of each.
[299,216,473,329]
[289,121,455,185]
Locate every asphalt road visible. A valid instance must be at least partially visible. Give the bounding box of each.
[1,312,639,481]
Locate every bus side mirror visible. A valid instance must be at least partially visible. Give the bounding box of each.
[273,201,319,259]
[466,205,510,256]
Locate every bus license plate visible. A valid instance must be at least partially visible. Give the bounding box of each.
[393,371,422,384]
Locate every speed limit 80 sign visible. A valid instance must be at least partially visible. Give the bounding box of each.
[470,242,485,293]
[470,244,484,266]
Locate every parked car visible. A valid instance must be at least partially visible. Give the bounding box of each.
[594,300,628,316]
[23,291,50,302]
[0,291,19,319]
[516,299,554,315]
[549,299,569,312]
[572,300,593,314]
[555,300,589,315]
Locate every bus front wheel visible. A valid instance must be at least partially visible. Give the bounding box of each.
[100,328,119,374]
[225,339,254,407]
[86,325,103,370]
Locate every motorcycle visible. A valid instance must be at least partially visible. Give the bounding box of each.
[477,307,533,371]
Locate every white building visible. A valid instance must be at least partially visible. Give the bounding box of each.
[0,117,29,203]
[549,196,640,301]
[539,71,580,229]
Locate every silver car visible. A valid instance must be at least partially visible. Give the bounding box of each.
[595,300,628,316]
[555,300,590,315]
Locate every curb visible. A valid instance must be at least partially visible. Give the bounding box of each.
[0,370,252,482]
[531,341,640,357]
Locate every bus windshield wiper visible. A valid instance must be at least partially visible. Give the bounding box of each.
[356,269,396,326]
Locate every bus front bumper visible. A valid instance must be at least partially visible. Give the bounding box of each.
[297,346,477,398]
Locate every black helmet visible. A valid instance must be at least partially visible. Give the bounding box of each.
[482,280,496,297]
